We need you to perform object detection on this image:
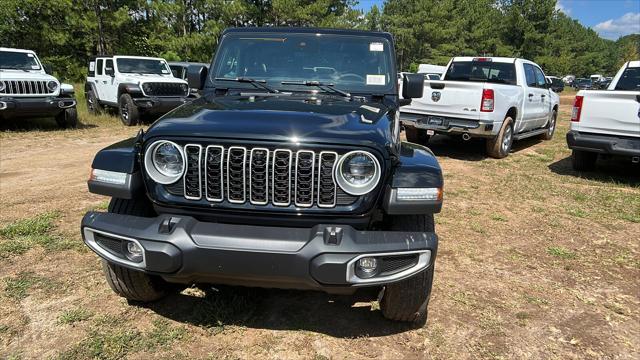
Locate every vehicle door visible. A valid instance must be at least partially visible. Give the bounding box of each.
[521,63,544,131]
[93,58,109,101]
[102,59,118,104]
[533,65,552,128]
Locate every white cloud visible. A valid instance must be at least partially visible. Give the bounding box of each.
[593,12,640,40]
[555,0,571,15]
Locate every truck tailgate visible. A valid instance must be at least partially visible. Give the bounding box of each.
[577,91,640,138]
[402,81,484,120]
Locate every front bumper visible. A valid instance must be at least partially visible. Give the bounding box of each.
[400,112,496,137]
[81,211,437,294]
[0,96,76,119]
[566,130,640,157]
[132,97,188,114]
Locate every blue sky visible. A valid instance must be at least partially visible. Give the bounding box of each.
[354,0,640,40]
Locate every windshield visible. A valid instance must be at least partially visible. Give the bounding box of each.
[614,67,640,91]
[445,61,517,85]
[211,32,395,94]
[116,58,171,75]
[0,51,41,70]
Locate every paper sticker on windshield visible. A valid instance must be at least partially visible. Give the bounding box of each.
[369,42,384,52]
[366,75,386,85]
[161,69,169,74]
[89,62,95,71]
[27,53,34,57]
[31,65,39,69]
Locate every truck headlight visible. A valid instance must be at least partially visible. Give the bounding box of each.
[180,83,189,95]
[144,140,185,184]
[47,81,58,91]
[335,151,381,196]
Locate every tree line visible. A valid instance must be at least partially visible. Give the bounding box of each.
[1,0,637,82]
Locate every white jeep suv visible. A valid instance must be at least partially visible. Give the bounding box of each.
[85,56,189,126]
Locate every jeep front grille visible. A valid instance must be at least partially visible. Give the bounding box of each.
[0,80,54,95]
[177,145,342,208]
[141,82,186,97]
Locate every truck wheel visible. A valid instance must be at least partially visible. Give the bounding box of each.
[119,93,139,126]
[486,117,513,159]
[571,149,597,171]
[55,107,78,129]
[380,214,435,324]
[86,90,103,115]
[540,109,557,140]
[405,126,430,145]
[102,261,168,302]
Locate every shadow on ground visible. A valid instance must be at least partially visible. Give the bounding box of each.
[549,155,640,186]
[143,285,416,338]
[424,134,544,161]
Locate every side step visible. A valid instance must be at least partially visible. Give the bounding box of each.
[513,128,547,141]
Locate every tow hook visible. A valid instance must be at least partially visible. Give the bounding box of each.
[0,101,7,110]
[462,133,471,141]
[57,100,76,109]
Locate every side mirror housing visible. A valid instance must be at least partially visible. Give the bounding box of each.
[105,67,115,77]
[188,65,208,90]
[402,73,424,99]
[43,64,53,75]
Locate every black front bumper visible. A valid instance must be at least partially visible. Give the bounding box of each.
[81,211,437,294]
[567,130,640,157]
[133,97,188,114]
[0,96,76,119]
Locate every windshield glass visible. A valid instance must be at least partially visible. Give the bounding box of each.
[614,67,640,91]
[116,58,171,75]
[211,32,395,94]
[0,51,41,70]
[445,61,517,85]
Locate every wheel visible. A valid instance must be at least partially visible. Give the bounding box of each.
[55,107,78,128]
[486,116,514,159]
[380,214,436,324]
[404,126,430,145]
[571,149,597,171]
[540,109,557,140]
[86,90,103,115]
[118,93,139,126]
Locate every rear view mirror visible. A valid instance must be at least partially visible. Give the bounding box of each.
[188,65,208,90]
[43,64,53,75]
[402,73,425,99]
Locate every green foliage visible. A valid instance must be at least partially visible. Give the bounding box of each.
[0,0,631,81]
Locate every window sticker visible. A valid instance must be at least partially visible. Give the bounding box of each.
[366,74,386,85]
[89,62,95,71]
[369,42,384,52]
[161,69,170,74]
[27,53,34,57]
[31,65,39,69]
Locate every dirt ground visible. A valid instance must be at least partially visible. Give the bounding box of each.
[0,95,638,359]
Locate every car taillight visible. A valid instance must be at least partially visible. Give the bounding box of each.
[571,95,584,122]
[480,89,494,112]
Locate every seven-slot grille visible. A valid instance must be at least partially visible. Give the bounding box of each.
[0,80,55,95]
[141,82,186,97]
[180,145,340,208]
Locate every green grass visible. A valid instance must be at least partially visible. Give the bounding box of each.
[0,212,81,258]
[4,272,57,300]
[58,308,93,325]
[547,246,576,260]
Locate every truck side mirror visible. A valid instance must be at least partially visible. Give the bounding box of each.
[188,65,208,90]
[105,67,114,77]
[43,64,53,75]
[402,73,424,99]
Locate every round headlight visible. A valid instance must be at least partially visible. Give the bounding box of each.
[47,81,58,91]
[144,140,185,184]
[335,151,381,196]
[180,83,189,94]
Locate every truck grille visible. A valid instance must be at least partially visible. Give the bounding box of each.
[177,144,343,208]
[141,82,186,97]
[0,80,55,95]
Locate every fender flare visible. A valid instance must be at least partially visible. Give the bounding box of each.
[85,81,99,100]
[117,83,142,100]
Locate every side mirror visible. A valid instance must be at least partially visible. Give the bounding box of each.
[105,67,114,77]
[402,73,425,99]
[43,64,53,75]
[188,65,208,90]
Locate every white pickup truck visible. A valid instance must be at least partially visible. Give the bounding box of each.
[401,57,560,158]
[567,61,640,170]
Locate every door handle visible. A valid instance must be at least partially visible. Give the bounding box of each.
[528,93,534,97]
[541,94,546,98]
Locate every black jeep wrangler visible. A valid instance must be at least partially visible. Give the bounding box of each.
[82,28,443,323]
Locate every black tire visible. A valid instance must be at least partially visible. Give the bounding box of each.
[380,214,436,324]
[486,116,514,159]
[571,149,597,171]
[55,107,78,128]
[118,93,139,126]
[404,126,430,145]
[86,90,103,115]
[102,197,167,302]
[540,109,557,141]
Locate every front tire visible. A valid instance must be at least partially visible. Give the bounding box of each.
[380,214,436,324]
[86,90,103,115]
[486,116,514,159]
[55,107,78,128]
[571,149,597,171]
[118,93,139,126]
[540,109,557,140]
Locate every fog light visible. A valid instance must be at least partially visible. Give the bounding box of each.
[125,241,143,262]
[355,257,379,279]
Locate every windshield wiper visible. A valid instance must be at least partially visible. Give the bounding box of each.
[215,77,280,93]
[281,81,351,98]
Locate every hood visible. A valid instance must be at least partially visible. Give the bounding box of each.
[121,74,187,85]
[0,70,57,82]
[145,94,394,154]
